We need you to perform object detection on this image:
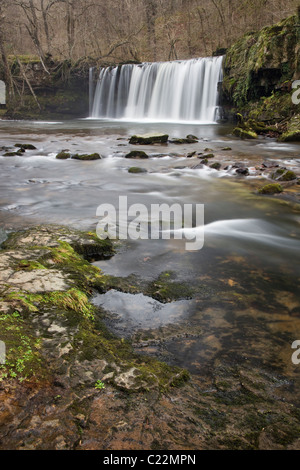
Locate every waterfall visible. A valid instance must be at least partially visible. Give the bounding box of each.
[91,56,224,123]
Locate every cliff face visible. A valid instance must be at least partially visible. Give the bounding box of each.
[0,57,90,120]
[221,13,299,141]
[222,14,299,108]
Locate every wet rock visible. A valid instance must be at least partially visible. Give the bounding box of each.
[125,151,149,159]
[262,161,279,169]
[186,151,196,158]
[210,162,222,170]
[258,183,283,194]
[115,367,157,391]
[271,169,298,182]
[56,151,71,160]
[129,133,169,145]
[3,151,23,157]
[72,153,101,161]
[236,167,249,176]
[15,143,37,150]
[186,134,199,141]
[128,167,147,173]
[169,136,198,144]
[233,127,258,139]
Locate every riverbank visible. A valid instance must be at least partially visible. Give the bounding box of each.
[1,223,300,450]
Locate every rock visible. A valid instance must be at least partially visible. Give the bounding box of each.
[114,367,158,391]
[202,153,215,159]
[169,136,197,144]
[210,162,221,170]
[186,151,196,158]
[72,153,101,160]
[129,133,169,145]
[128,167,147,173]
[236,167,249,176]
[271,169,298,181]
[3,151,23,157]
[222,147,232,151]
[56,151,71,160]
[233,127,258,139]
[258,183,283,194]
[15,143,37,150]
[125,151,149,159]
[186,134,199,141]
[279,115,300,142]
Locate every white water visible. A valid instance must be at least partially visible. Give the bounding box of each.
[91,56,223,123]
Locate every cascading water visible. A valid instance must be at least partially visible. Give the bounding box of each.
[90,56,224,123]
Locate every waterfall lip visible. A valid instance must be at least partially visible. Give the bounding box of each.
[84,117,218,125]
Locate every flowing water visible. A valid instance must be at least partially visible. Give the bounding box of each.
[91,56,223,122]
[0,117,300,394]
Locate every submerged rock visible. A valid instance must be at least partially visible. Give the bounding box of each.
[129,133,169,145]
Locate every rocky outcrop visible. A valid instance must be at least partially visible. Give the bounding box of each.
[222,12,300,141]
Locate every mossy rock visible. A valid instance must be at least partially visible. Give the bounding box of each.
[203,153,215,159]
[56,151,71,160]
[125,151,149,159]
[210,162,222,170]
[15,143,37,150]
[72,153,101,161]
[3,151,24,157]
[258,183,283,194]
[271,169,297,181]
[129,134,169,145]
[279,115,300,142]
[128,167,147,173]
[233,127,258,139]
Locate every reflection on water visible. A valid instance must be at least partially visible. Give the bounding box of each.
[93,290,196,333]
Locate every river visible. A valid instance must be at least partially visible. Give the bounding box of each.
[0,118,300,393]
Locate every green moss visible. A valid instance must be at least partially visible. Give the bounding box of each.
[223,15,298,107]
[210,162,222,170]
[258,183,283,195]
[0,311,44,382]
[72,153,101,161]
[16,260,47,271]
[56,151,71,160]
[233,127,258,139]
[271,169,297,181]
[125,151,149,159]
[146,271,194,302]
[128,167,147,173]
